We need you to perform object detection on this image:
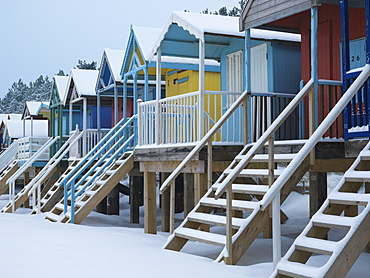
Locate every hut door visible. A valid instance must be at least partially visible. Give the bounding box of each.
[251,43,269,141]
[226,50,243,106]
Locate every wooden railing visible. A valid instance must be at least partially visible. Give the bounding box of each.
[69,128,110,158]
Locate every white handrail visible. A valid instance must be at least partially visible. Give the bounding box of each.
[28,130,85,213]
[160,90,250,194]
[0,140,18,173]
[260,64,370,210]
[214,79,315,198]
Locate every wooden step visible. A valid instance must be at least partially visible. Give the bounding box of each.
[328,192,370,206]
[200,197,259,211]
[212,184,269,195]
[277,261,320,278]
[236,153,296,163]
[174,227,226,247]
[312,214,353,230]
[187,212,244,229]
[224,168,284,178]
[295,237,337,256]
[344,170,370,182]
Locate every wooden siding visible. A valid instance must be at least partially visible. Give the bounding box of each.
[241,0,312,30]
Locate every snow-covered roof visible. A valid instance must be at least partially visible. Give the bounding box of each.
[150,11,301,60]
[154,56,220,67]
[54,75,69,101]
[8,114,22,121]
[103,48,125,82]
[132,26,162,62]
[4,119,48,138]
[23,101,49,119]
[64,69,99,104]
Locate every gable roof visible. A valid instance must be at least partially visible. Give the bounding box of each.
[103,48,125,82]
[5,119,48,138]
[150,11,301,60]
[53,75,69,102]
[22,101,49,119]
[64,69,99,105]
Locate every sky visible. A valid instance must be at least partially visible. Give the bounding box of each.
[0,0,241,98]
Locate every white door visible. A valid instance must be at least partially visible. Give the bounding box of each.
[251,43,269,141]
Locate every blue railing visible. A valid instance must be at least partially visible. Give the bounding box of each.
[61,115,137,223]
[343,69,370,140]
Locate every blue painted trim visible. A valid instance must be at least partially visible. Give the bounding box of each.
[245,29,252,143]
[167,69,178,76]
[177,76,189,84]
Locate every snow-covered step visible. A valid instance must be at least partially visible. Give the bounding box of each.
[328,192,370,206]
[228,184,269,195]
[344,170,370,182]
[359,150,370,159]
[295,236,338,256]
[174,227,226,247]
[45,212,62,222]
[277,260,321,278]
[224,168,284,178]
[312,214,354,230]
[200,197,259,211]
[236,153,296,163]
[187,212,244,229]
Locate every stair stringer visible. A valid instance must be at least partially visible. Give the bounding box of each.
[221,154,311,264]
[37,159,80,213]
[46,153,134,224]
[165,153,311,265]
[272,143,370,278]
[1,166,58,213]
[0,160,18,196]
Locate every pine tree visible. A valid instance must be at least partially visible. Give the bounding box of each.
[76,60,97,70]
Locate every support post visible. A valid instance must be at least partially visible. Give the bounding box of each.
[82,97,87,156]
[161,173,170,232]
[311,6,319,129]
[225,185,233,265]
[97,91,101,140]
[309,172,327,217]
[272,192,281,269]
[144,62,149,101]
[133,72,138,115]
[155,46,162,144]
[194,173,207,204]
[114,83,118,125]
[366,182,370,253]
[245,29,252,143]
[207,140,212,189]
[144,171,157,234]
[69,102,73,134]
[183,173,194,217]
[170,181,175,234]
[130,175,143,224]
[123,76,128,121]
[107,185,120,215]
[198,38,205,140]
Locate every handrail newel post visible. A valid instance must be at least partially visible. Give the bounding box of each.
[170,181,175,234]
[207,139,212,189]
[225,185,233,265]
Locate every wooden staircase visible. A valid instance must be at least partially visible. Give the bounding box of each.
[0,160,18,196]
[45,152,134,224]
[165,141,311,264]
[272,142,370,278]
[31,159,81,213]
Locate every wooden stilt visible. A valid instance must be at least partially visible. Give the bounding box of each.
[96,197,107,214]
[144,171,157,234]
[309,172,327,218]
[107,184,120,215]
[130,176,143,224]
[183,173,194,217]
[23,171,30,208]
[161,173,170,232]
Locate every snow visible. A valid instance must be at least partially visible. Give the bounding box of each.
[0,183,369,277]
[23,101,50,118]
[348,125,369,133]
[53,75,69,101]
[150,11,301,60]
[157,55,220,67]
[5,119,49,138]
[64,69,99,104]
[132,25,162,61]
[103,48,125,82]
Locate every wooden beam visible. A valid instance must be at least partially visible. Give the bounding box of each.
[144,171,157,234]
[183,173,194,217]
[309,158,354,172]
[23,171,30,208]
[309,172,327,218]
[140,161,205,173]
[130,176,143,224]
[161,173,170,232]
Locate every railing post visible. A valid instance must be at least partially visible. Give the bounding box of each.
[207,139,212,189]
[155,45,162,145]
[198,38,205,140]
[225,185,233,265]
[137,99,143,146]
[243,95,249,145]
[309,87,315,165]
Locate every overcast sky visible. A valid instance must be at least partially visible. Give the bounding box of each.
[0,0,240,98]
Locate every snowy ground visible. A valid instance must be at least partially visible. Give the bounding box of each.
[0,184,369,277]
